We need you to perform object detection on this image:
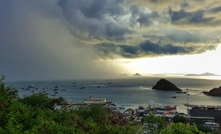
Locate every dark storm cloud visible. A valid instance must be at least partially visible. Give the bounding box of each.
[57,0,131,38]
[105,24,131,37]
[180,0,189,9]
[129,4,171,27]
[208,6,221,13]
[0,0,128,81]
[136,41,187,54]
[58,0,104,20]
[55,0,221,58]
[129,5,139,25]
[171,9,214,24]
[166,1,221,27]
[137,11,159,26]
[95,41,191,58]
[148,0,165,3]
[165,30,210,43]
[1,0,221,82]
[196,45,216,53]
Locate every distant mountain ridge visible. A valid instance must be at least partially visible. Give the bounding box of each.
[185,72,219,76]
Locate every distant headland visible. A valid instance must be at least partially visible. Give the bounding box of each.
[185,72,220,76]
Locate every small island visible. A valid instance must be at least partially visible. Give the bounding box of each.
[152,79,182,91]
[202,86,221,96]
[120,74,128,76]
[133,73,141,76]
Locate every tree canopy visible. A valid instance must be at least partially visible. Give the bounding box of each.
[0,76,140,134]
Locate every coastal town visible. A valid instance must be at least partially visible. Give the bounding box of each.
[53,95,221,133]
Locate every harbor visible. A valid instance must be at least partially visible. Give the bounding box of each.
[53,96,221,130]
[11,76,221,116]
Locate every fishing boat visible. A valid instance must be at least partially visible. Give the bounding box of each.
[108,103,118,109]
[108,103,126,110]
[157,105,177,110]
[82,96,112,104]
[149,104,177,110]
[137,106,145,113]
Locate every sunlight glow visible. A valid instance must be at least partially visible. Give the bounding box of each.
[118,44,221,75]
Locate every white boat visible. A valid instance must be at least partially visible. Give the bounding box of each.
[119,106,126,109]
[108,103,126,110]
[149,104,176,110]
[149,104,160,109]
[82,96,111,104]
[108,103,118,109]
[137,106,145,113]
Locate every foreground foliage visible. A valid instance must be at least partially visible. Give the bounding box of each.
[160,122,204,134]
[0,76,140,134]
[141,114,167,134]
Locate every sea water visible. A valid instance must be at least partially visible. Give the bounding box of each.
[6,76,221,114]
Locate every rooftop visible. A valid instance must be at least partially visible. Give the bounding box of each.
[186,116,215,120]
[183,103,221,109]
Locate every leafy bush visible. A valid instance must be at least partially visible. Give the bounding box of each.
[173,115,186,123]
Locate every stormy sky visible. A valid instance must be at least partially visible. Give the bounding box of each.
[1,0,221,81]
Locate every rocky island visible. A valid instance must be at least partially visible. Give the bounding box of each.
[152,79,182,91]
[133,73,141,76]
[202,86,221,96]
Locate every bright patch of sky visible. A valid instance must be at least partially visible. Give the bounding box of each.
[117,44,221,75]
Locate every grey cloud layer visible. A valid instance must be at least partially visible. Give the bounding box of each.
[57,0,132,39]
[1,0,221,80]
[55,0,221,58]
[171,9,216,25]
[1,0,221,62]
[95,40,215,58]
[208,6,221,13]
[96,41,189,58]
[0,0,127,81]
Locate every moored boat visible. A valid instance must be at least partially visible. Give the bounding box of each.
[157,105,177,110]
[108,103,118,109]
[82,96,112,104]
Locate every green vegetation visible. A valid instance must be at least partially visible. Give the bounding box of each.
[0,76,140,134]
[18,93,66,110]
[194,119,213,133]
[160,122,204,134]
[141,114,167,134]
[172,115,186,123]
[0,75,220,134]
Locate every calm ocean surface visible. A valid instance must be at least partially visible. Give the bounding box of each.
[6,76,221,114]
